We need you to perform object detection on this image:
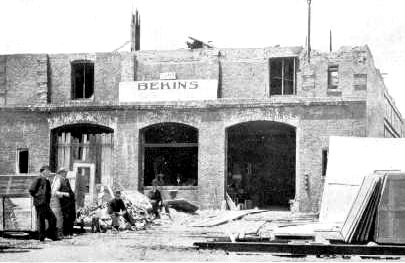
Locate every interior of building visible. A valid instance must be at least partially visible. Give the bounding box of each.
[226,121,296,210]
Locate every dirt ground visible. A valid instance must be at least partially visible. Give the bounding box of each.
[0,210,402,262]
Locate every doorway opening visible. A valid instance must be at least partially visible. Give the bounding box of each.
[50,124,114,208]
[226,121,296,210]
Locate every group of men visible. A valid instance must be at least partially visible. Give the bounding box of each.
[29,165,168,241]
[29,165,75,241]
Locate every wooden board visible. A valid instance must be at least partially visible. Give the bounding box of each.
[190,210,267,227]
[0,175,37,196]
[194,241,405,255]
[340,174,380,243]
[0,196,36,231]
[375,173,405,244]
[319,136,405,224]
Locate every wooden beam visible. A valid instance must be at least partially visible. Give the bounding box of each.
[194,241,405,256]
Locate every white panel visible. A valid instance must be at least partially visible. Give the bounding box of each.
[119,79,218,102]
[319,136,405,224]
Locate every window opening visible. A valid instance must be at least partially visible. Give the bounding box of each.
[270,57,296,95]
[17,148,29,173]
[328,65,339,90]
[71,60,94,99]
[142,123,198,186]
[322,149,328,176]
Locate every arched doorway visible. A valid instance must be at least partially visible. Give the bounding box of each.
[50,124,114,207]
[140,123,198,187]
[226,121,296,210]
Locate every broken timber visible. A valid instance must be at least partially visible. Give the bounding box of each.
[194,241,405,256]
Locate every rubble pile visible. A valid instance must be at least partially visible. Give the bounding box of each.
[76,189,154,231]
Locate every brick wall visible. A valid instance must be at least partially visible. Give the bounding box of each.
[0,56,6,105]
[135,49,219,83]
[2,54,48,105]
[49,53,121,104]
[0,111,50,175]
[111,99,366,210]
[0,46,384,106]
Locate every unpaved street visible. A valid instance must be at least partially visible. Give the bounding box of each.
[0,211,402,261]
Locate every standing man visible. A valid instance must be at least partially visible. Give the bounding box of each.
[108,191,135,230]
[52,168,76,237]
[29,165,59,241]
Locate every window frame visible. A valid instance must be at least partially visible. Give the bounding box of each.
[327,65,339,90]
[269,57,297,96]
[16,148,29,174]
[71,60,95,100]
[141,123,199,187]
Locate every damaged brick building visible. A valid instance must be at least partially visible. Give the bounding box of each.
[0,27,403,212]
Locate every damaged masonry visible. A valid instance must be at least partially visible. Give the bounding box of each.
[1,8,405,260]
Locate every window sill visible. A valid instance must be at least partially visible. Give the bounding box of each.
[327,90,342,97]
[71,98,95,103]
[144,185,198,190]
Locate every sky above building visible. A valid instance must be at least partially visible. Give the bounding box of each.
[1,0,405,113]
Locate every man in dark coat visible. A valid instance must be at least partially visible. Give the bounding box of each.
[148,179,163,219]
[108,191,135,230]
[29,165,59,241]
[57,168,76,236]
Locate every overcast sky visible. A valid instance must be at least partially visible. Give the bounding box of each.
[1,0,405,113]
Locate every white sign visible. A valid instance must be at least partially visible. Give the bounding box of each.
[119,79,218,102]
[159,72,176,80]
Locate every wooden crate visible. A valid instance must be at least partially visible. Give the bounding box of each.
[0,175,37,232]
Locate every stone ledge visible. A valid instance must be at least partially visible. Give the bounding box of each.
[0,97,366,112]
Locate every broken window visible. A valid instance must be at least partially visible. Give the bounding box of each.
[328,65,339,90]
[71,60,94,99]
[142,123,198,187]
[17,148,29,173]
[269,57,297,96]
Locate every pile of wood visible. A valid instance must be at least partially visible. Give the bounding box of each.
[340,172,405,244]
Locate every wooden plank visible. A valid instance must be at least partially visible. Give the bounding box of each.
[190,210,267,227]
[194,241,405,255]
[358,177,384,242]
[375,173,405,244]
[1,197,35,231]
[0,175,37,196]
[340,175,380,243]
[225,192,237,211]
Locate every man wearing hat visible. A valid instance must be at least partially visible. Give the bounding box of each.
[57,168,76,236]
[51,167,75,238]
[29,165,59,241]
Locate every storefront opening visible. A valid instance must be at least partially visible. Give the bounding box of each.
[226,121,296,210]
[141,123,198,187]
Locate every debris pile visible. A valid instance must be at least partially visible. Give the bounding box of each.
[76,189,154,231]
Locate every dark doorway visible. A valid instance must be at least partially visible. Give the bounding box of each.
[226,121,296,210]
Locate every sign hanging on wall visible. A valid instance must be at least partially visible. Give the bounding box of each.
[159,72,177,80]
[119,79,218,102]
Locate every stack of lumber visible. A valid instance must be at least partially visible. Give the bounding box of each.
[375,173,405,244]
[340,172,405,244]
[340,174,384,243]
